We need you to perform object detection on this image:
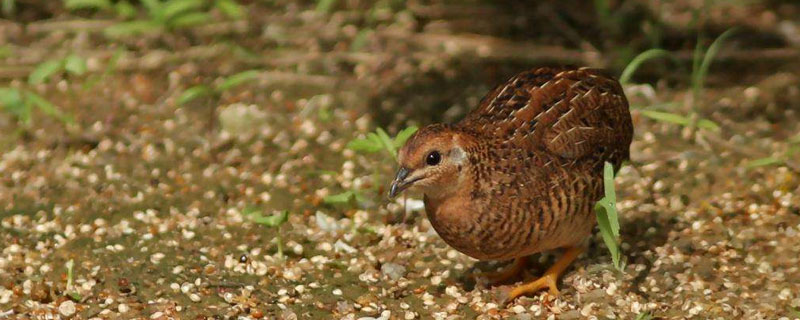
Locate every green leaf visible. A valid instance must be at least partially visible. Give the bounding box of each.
[2,0,16,16]
[635,312,653,320]
[696,118,720,131]
[140,0,162,18]
[323,191,355,204]
[161,0,205,22]
[216,0,243,19]
[790,307,800,318]
[64,54,88,76]
[114,1,137,19]
[316,0,336,13]
[745,157,783,169]
[104,20,162,37]
[393,126,418,148]
[169,12,212,28]
[0,87,30,124]
[216,70,261,91]
[28,60,64,85]
[350,29,372,51]
[639,110,690,126]
[247,209,289,227]
[0,45,12,59]
[26,92,73,124]
[347,134,383,153]
[619,49,671,85]
[64,0,112,10]
[375,128,396,158]
[595,200,621,270]
[177,85,212,105]
[595,161,622,271]
[601,167,619,237]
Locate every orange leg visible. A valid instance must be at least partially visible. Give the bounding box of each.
[474,257,527,284]
[506,246,583,302]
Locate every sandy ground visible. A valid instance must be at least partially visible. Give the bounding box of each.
[1,1,800,319]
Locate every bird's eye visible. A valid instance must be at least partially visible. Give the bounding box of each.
[426,151,441,166]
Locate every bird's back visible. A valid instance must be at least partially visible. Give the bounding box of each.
[428,67,633,260]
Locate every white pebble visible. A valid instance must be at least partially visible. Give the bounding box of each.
[59,301,76,316]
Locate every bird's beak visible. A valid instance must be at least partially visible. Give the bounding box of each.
[388,167,411,198]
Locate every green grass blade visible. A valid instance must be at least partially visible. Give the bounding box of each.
[602,162,619,237]
[26,92,74,124]
[595,200,621,269]
[316,0,336,13]
[375,128,397,159]
[619,49,671,85]
[323,191,355,204]
[393,126,418,148]
[177,85,212,105]
[635,312,653,320]
[161,0,205,22]
[64,0,112,10]
[693,28,738,100]
[350,29,372,52]
[216,70,261,91]
[104,20,162,37]
[28,60,64,85]
[0,87,30,123]
[169,12,212,28]
[114,1,137,19]
[745,157,783,169]
[64,54,87,76]
[696,118,720,131]
[140,0,163,20]
[347,135,383,153]
[639,110,691,126]
[2,0,16,16]
[216,0,244,19]
[244,207,289,227]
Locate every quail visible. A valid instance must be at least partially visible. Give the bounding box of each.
[389,67,633,300]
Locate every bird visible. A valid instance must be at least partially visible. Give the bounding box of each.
[388,67,633,301]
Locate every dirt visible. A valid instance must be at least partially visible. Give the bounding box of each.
[1,1,800,319]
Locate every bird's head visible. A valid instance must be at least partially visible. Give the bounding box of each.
[389,124,470,199]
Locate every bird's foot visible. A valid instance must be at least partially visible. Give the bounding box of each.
[502,273,559,304]
[474,257,527,285]
[501,246,584,304]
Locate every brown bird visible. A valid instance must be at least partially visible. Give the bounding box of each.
[389,67,633,301]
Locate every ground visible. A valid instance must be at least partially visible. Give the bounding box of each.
[1,1,800,319]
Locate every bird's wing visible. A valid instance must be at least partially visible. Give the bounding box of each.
[459,67,633,164]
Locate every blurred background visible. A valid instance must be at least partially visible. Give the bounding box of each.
[1,0,799,319]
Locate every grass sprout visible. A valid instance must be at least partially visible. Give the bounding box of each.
[745,136,800,170]
[177,70,261,105]
[594,162,624,271]
[0,88,73,125]
[65,259,82,301]
[101,0,245,37]
[29,54,88,85]
[347,126,417,161]
[634,311,653,320]
[619,49,672,86]
[692,28,738,109]
[323,190,366,205]
[244,207,290,259]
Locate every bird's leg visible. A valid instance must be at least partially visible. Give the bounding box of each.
[505,246,583,302]
[474,257,527,284]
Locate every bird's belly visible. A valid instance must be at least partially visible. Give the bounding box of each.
[425,198,596,261]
